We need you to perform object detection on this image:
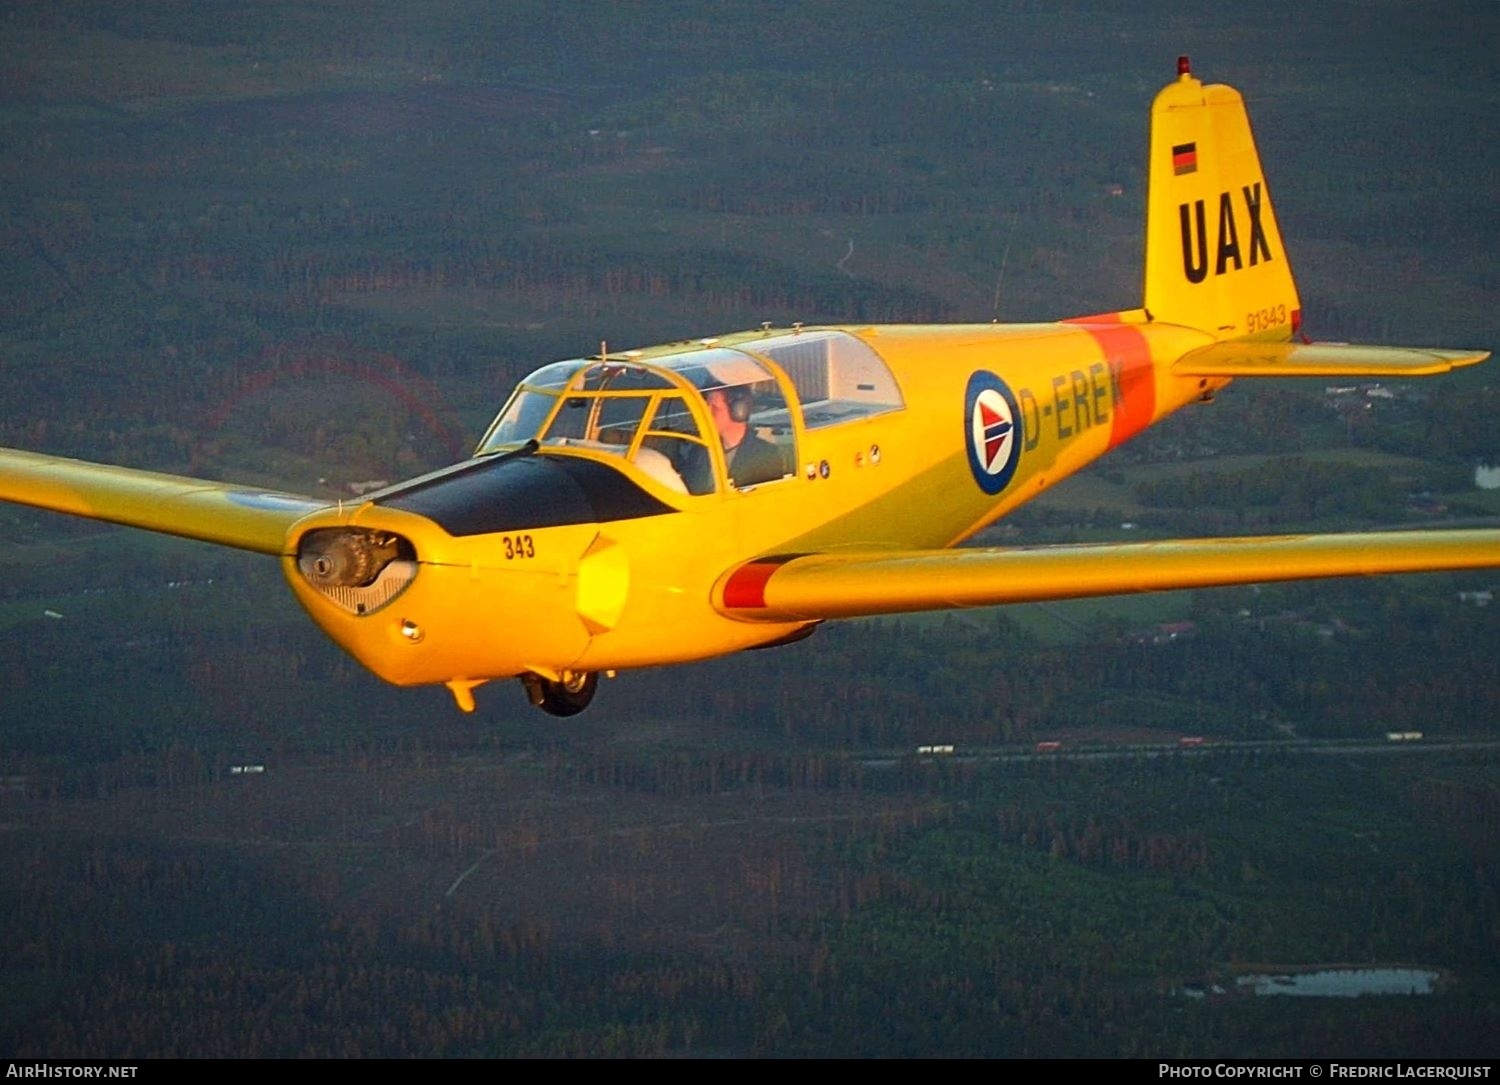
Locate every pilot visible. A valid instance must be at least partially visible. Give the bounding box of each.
[705,384,784,488]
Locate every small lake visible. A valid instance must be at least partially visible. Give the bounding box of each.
[1181,967,1441,999]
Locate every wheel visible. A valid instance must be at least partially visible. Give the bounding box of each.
[520,670,598,717]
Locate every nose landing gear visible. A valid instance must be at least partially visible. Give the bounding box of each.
[520,670,599,717]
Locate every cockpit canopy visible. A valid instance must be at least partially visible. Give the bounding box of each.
[476,331,903,496]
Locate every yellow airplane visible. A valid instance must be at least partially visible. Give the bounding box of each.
[1,58,1496,717]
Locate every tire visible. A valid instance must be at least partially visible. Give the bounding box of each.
[522,671,598,717]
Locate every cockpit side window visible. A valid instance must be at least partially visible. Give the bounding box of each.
[750,330,904,428]
[660,348,796,490]
[635,395,714,495]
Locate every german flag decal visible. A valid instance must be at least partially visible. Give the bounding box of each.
[1172,141,1198,175]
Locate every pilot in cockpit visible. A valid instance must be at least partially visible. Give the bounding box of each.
[704,383,784,489]
[479,351,793,495]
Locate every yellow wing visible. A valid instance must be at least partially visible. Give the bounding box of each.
[717,531,1500,622]
[1173,341,1489,378]
[0,448,325,555]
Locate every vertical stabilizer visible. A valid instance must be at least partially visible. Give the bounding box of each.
[1144,58,1300,340]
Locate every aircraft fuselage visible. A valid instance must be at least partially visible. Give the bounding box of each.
[282,320,1216,693]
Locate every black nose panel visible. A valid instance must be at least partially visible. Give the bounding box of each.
[375,454,673,537]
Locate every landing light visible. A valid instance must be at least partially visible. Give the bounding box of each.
[400,619,424,643]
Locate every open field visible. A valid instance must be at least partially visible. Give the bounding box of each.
[2,744,1496,1056]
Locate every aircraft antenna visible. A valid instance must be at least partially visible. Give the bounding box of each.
[991,207,1020,321]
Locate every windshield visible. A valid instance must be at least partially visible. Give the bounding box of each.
[477,360,717,494]
[477,347,800,494]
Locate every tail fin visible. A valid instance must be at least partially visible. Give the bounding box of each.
[1144,58,1300,341]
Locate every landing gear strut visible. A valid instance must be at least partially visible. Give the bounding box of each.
[520,670,598,717]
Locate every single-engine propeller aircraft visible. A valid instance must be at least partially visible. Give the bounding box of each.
[1,59,1496,716]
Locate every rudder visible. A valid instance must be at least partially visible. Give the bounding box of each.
[1143,58,1300,341]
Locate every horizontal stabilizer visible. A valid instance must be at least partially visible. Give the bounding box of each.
[718,531,1500,622]
[0,448,324,555]
[1173,341,1489,378]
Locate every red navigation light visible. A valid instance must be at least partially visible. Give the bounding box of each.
[1177,55,1192,77]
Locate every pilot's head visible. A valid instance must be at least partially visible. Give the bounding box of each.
[705,385,753,442]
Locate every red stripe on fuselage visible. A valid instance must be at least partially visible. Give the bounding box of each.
[1072,324,1156,451]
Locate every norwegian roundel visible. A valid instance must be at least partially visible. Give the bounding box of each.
[964,371,1023,495]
